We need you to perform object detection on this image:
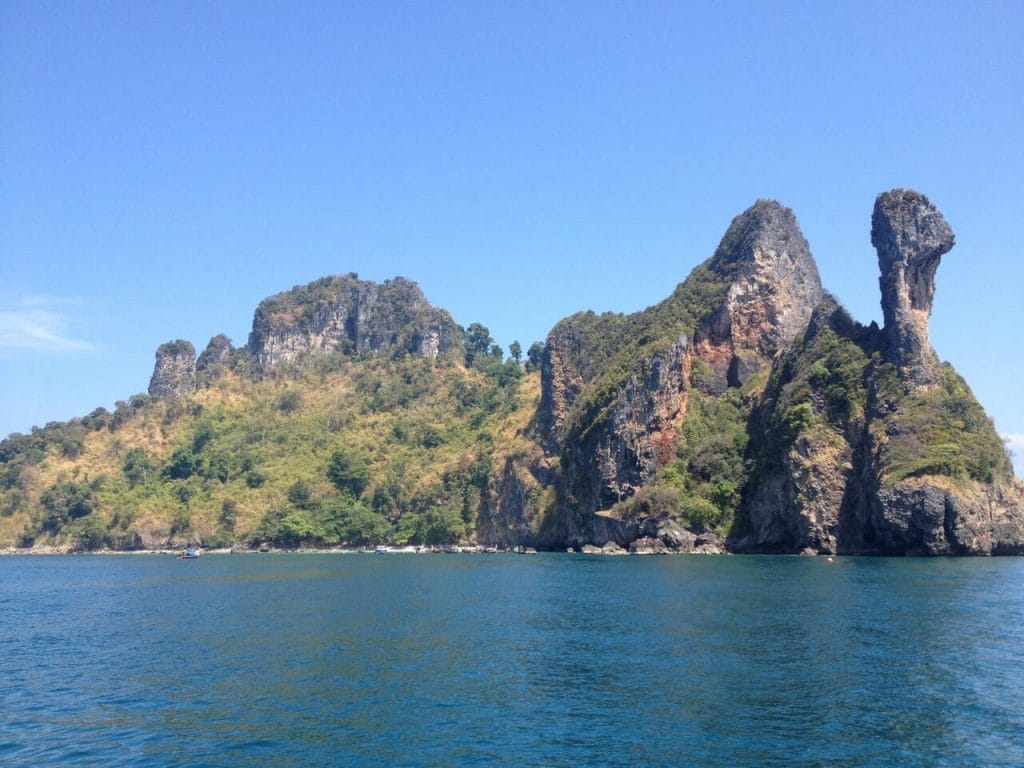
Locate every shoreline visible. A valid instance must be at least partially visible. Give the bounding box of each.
[0,544,729,557]
[0,545,379,556]
[0,545,521,556]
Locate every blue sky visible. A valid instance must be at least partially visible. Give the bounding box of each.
[2,1,1022,475]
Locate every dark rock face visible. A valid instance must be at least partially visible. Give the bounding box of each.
[196,334,233,385]
[247,274,461,374]
[557,335,692,546]
[148,340,197,397]
[197,334,232,373]
[872,189,954,386]
[869,478,1024,556]
[478,458,546,548]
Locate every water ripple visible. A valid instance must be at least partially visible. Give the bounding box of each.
[1,554,1023,766]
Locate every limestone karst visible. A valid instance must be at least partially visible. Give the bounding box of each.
[6,190,1021,554]
[872,189,955,387]
[147,340,197,398]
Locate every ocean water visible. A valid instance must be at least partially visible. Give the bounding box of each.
[1,554,1022,767]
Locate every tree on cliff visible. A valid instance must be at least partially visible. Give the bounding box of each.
[526,341,544,372]
[463,323,494,366]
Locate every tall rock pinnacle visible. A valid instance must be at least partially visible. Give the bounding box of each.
[695,199,823,391]
[148,340,197,397]
[871,189,954,385]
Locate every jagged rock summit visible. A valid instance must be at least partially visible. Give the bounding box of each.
[531,198,825,548]
[693,199,823,392]
[146,275,462,391]
[872,189,955,386]
[509,190,1023,555]
[196,334,232,374]
[247,274,462,374]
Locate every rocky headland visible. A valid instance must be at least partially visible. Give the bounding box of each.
[3,190,1021,555]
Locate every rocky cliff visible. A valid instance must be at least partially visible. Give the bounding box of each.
[520,190,1023,555]
[530,200,824,549]
[148,340,197,397]
[872,189,954,387]
[863,191,1022,554]
[720,191,1021,555]
[247,274,462,374]
[691,199,823,393]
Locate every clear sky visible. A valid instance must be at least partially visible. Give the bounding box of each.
[2,1,1022,475]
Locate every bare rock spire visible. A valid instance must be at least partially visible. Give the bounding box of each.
[871,189,954,386]
[148,340,197,397]
[694,199,824,392]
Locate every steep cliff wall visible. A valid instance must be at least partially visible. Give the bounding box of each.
[692,199,823,393]
[533,200,824,549]
[872,189,954,387]
[739,191,1023,555]
[148,340,197,398]
[247,274,462,374]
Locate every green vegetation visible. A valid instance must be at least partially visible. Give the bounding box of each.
[757,309,875,453]
[0,352,538,551]
[674,387,751,530]
[40,480,95,533]
[525,341,544,372]
[560,259,739,446]
[746,300,1012,497]
[327,448,371,498]
[876,365,1011,485]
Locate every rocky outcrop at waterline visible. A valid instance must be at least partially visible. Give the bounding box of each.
[514,190,1023,556]
[734,191,1023,556]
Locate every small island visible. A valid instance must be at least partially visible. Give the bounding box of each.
[1,190,1021,556]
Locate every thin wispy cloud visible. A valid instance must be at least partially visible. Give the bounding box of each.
[0,299,96,353]
[16,293,86,309]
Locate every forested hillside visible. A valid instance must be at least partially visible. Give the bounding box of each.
[0,336,540,551]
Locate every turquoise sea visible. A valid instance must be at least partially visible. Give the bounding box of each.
[1,553,1022,767]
